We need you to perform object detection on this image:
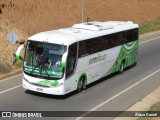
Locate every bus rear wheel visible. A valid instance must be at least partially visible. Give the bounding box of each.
[119,62,125,74]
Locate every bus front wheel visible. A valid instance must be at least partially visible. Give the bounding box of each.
[77,77,86,93]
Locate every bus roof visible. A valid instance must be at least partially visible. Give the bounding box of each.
[28,21,139,45]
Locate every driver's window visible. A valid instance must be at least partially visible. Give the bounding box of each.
[66,43,77,78]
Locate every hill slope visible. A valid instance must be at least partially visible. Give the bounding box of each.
[0,0,160,71]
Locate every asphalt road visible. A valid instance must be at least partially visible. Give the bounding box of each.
[0,32,160,120]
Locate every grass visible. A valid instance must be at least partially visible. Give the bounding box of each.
[138,117,152,120]
[150,102,160,111]
[0,60,12,74]
[139,17,160,34]
[0,56,23,74]
[137,102,160,120]
[13,60,23,69]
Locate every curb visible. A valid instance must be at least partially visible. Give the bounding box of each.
[139,30,160,38]
[0,69,22,80]
[113,87,160,120]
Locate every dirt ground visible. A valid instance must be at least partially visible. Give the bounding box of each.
[0,0,160,67]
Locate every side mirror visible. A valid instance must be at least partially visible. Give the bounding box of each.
[16,44,25,60]
[61,52,67,68]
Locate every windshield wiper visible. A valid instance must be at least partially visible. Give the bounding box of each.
[40,64,50,78]
[30,42,51,79]
[39,42,51,78]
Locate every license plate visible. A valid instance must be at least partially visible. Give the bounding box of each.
[37,88,43,92]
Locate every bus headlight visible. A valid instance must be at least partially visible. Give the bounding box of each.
[51,83,63,88]
[23,77,32,84]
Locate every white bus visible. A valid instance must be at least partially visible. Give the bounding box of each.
[16,21,139,95]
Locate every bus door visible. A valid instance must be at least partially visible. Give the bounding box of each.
[66,43,78,78]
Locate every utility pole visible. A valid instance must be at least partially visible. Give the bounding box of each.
[11,31,14,64]
[82,0,84,22]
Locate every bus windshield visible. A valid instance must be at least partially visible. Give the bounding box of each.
[24,40,67,80]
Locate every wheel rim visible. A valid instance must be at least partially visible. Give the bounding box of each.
[78,80,83,92]
[120,63,124,73]
[78,77,86,92]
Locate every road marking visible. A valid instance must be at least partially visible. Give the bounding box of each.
[0,85,21,95]
[76,67,160,120]
[0,74,22,83]
[139,36,160,44]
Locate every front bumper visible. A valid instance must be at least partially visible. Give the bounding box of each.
[23,79,66,95]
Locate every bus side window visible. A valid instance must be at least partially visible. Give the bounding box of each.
[66,43,77,78]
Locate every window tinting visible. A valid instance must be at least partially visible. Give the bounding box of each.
[66,43,78,78]
[79,28,138,58]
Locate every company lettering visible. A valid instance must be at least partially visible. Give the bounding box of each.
[89,54,106,65]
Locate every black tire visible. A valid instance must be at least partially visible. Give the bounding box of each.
[119,62,125,74]
[77,77,86,93]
